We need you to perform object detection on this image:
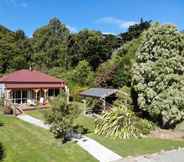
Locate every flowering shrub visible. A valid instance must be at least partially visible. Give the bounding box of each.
[132,23,184,127]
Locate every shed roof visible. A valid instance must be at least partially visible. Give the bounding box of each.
[80,88,118,98]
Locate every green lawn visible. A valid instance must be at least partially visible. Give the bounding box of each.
[88,134,184,157]
[0,113,97,162]
[175,121,184,131]
[26,109,184,157]
[26,109,48,120]
[74,115,96,133]
[26,109,96,133]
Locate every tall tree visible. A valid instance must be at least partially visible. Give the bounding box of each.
[0,25,17,73]
[68,30,115,70]
[32,17,70,70]
[12,30,33,69]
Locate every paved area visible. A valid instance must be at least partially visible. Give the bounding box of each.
[76,136,122,162]
[115,149,184,162]
[17,114,50,129]
[17,114,123,162]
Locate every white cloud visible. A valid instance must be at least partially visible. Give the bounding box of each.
[102,32,117,35]
[5,0,28,8]
[66,25,77,33]
[96,17,137,29]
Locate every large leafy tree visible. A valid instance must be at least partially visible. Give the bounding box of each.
[0,26,32,73]
[68,30,115,70]
[32,17,70,70]
[132,24,184,127]
[0,25,17,73]
[67,31,121,70]
[12,30,33,70]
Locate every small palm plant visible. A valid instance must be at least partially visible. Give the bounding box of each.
[95,105,141,139]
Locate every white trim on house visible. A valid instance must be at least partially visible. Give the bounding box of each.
[0,83,5,98]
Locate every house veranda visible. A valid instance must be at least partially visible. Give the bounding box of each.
[0,69,66,112]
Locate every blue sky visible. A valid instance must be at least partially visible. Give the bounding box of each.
[0,0,183,36]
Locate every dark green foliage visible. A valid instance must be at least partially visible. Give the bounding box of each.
[15,29,26,40]
[0,118,4,161]
[119,18,151,43]
[0,143,4,161]
[0,17,121,73]
[0,17,151,74]
[72,60,94,86]
[0,18,151,74]
[67,30,119,70]
[112,38,142,87]
[0,25,17,73]
[13,38,33,70]
[0,120,3,127]
[0,101,4,116]
[96,37,142,88]
[0,26,33,73]
[32,17,70,70]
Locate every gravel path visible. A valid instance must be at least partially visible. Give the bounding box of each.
[17,114,123,162]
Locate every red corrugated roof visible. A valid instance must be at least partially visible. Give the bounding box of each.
[0,69,64,84]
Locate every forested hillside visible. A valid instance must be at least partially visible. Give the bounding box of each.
[0,17,150,74]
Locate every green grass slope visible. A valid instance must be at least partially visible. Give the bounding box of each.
[0,113,97,162]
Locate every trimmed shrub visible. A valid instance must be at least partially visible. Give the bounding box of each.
[45,95,81,142]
